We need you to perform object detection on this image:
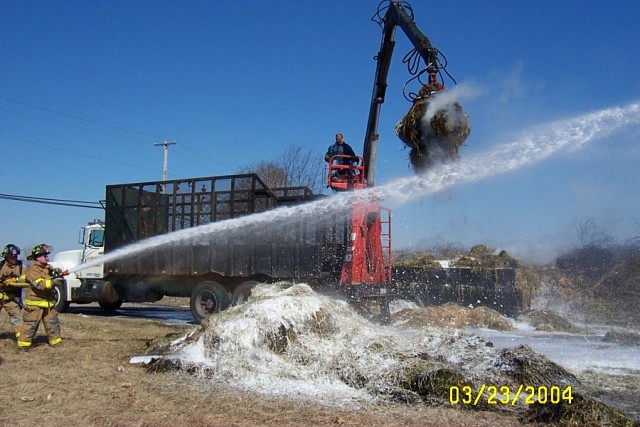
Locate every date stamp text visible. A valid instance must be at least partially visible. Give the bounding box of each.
[449,385,573,406]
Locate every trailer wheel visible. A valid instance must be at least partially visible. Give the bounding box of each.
[232,281,259,306]
[53,283,70,313]
[190,281,230,324]
[99,300,123,311]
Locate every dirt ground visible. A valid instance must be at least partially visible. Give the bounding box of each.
[0,305,532,427]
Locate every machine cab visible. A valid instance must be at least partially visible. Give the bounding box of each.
[327,155,366,191]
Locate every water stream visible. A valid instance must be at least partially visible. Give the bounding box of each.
[70,101,640,273]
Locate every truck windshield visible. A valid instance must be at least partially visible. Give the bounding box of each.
[88,229,105,247]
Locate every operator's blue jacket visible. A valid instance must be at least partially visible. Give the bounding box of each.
[325,142,356,162]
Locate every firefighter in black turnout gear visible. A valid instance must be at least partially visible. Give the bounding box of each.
[0,244,26,341]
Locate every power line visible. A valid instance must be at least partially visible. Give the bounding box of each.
[0,193,104,209]
[0,134,164,175]
[0,95,164,139]
[0,106,149,140]
[0,94,229,175]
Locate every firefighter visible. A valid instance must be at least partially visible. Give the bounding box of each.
[17,244,63,349]
[0,244,26,340]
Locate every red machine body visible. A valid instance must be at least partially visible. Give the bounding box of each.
[328,156,393,317]
[325,1,452,320]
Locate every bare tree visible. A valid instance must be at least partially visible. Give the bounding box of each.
[573,217,614,249]
[238,161,288,189]
[624,218,640,249]
[280,145,324,193]
[238,144,325,193]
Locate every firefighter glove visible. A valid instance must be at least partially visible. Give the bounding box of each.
[1,275,16,285]
[30,280,44,290]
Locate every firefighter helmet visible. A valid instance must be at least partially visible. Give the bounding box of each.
[27,243,52,260]
[0,244,20,258]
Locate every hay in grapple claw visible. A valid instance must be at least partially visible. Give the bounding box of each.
[396,88,471,173]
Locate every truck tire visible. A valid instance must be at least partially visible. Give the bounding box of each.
[190,281,230,324]
[53,283,70,313]
[232,280,259,306]
[99,300,123,311]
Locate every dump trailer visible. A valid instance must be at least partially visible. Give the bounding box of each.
[393,266,522,318]
[52,172,523,322]
[52,173,350,323]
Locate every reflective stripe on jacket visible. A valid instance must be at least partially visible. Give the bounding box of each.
[0,290,20,300]
[24,262,56,305]
[24,298,55,308]
[34,277,53,289]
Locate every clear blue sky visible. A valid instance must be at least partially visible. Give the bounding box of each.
[2,0,639,264]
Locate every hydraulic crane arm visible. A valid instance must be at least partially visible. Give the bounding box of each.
[363,1,442,186]
[333,1,464,322]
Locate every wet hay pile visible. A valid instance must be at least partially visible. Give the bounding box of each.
[141,283,638,425]
[395,88,471,173]
[450,245,519,269]
[592,253,640,301]
[523,393,639,427]
[393,252,442,269]
[393,302,513,331]
[494,347,639,426]
[517,310,586,333]
[495,345,577,387]
[602,329,640,346]
[542,253,640,328]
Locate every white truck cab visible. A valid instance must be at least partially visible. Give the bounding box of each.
[51,219,106,311]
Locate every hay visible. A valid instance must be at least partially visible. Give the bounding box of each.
[394,253,442,269]
[523,393,638,427]
[143,284,637,423]
[517,310,585,333]
[515,265,539,311]
[414,366,470,401]
[266,323,297,353]
[262,307,337,353]
[366,380,422,403]
[395,87,471,173]
[544,259,640,329]
[393,302,513,331]
[593,254,640,300]
[451,245,519,269]
[494,345,577,387]
[602,329,640,346]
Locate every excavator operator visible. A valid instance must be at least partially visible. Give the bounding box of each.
[325,132,357,180]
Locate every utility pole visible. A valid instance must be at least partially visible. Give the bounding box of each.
[154,140,176,182]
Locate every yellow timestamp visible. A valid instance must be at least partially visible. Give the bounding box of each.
[449,385,573,406]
